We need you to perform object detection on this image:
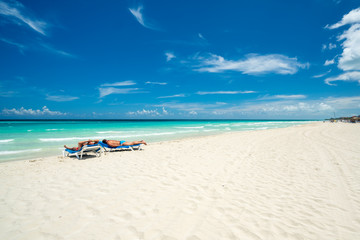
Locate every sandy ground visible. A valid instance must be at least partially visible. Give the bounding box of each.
[0,122,360,240]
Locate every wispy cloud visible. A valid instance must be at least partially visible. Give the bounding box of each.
[46,95,79,102]
[1,38,75,58]
[100,80,136,87]
[313,70,332,78]
[259,94,307,100]
[194,53,308,75]
[1,106,65,116]
[0,37,26,52]
[155,101,227,112]
[99,87,141,98]
[155,95,360,117]
[145,81,167,85]
[196,90,256,95]
[129,5,159,30]
[325,71,360,85]
[0,0,47,35]
[40,43,76,58]
[157,94,185,99]
[198,33,206,40]
[165,51,176,61]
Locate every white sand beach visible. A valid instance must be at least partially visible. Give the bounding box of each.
[0,122,360,240]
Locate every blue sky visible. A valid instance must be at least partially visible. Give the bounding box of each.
[0,0,359,119]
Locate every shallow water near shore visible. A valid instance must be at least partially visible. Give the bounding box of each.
[0,120,314,162]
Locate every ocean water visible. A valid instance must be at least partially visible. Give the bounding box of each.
[0,120,314,162]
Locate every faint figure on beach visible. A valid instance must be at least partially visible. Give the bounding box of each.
[64,139,99,151]
[102,139,147,147]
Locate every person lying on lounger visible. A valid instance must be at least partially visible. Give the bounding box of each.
[64,139,99,151]
[102,139,147,147]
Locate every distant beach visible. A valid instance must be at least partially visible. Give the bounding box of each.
[0,120,313,162]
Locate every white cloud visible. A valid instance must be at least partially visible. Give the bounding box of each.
[313,70,331,78]
[189,111,197,115]
[326,7,360,29]
[322,43,337,50]
[99,87,140,98]
[127,107,168,116]
[129,5,158,30]
[329,43,337,49]
[324,71,360,85]
[165,52,176,61]
[2,106,65,116]
[260,94,307,100]
[337,24,360,71]
[195,53,308,75]
[324,59,335,66]
[145,81,167,85]
[157,94,185,99]
[100,80,136,87]
[325,7,360,72]
[46,95,79,102]
[196,90,256,95]
[324,7,360,85]
[325,96,360,109]
[0,0,47,35]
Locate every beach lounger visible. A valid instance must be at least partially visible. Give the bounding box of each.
[99,142,142,153]
[63,144,102,160]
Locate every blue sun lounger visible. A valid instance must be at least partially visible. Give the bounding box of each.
[63,144,102,159]
[99,142,142,153]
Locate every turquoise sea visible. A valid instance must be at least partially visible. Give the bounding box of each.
[0,120,314,162]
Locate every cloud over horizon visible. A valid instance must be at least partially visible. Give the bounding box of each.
[1,106,65,116]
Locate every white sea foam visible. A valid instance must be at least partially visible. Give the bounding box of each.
[0,139,14,143]
[46,129,64,131]
[39,137,86,142]
[206,124,230,127]
[96,131,125,134]
[0,148,41,155]
[175,126,204,129]
[27,130,33,132]
[39,131,196,142]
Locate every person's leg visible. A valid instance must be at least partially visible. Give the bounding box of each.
[122,140,147,146]
[77,140,88,149]
[64,145,77,150]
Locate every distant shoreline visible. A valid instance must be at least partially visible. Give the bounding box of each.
[0,119,320,122]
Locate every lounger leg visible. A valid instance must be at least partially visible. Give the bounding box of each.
[76,152,80,160]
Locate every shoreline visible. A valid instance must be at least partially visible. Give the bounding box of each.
[1,122,317,164]
[1,122,359,239]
